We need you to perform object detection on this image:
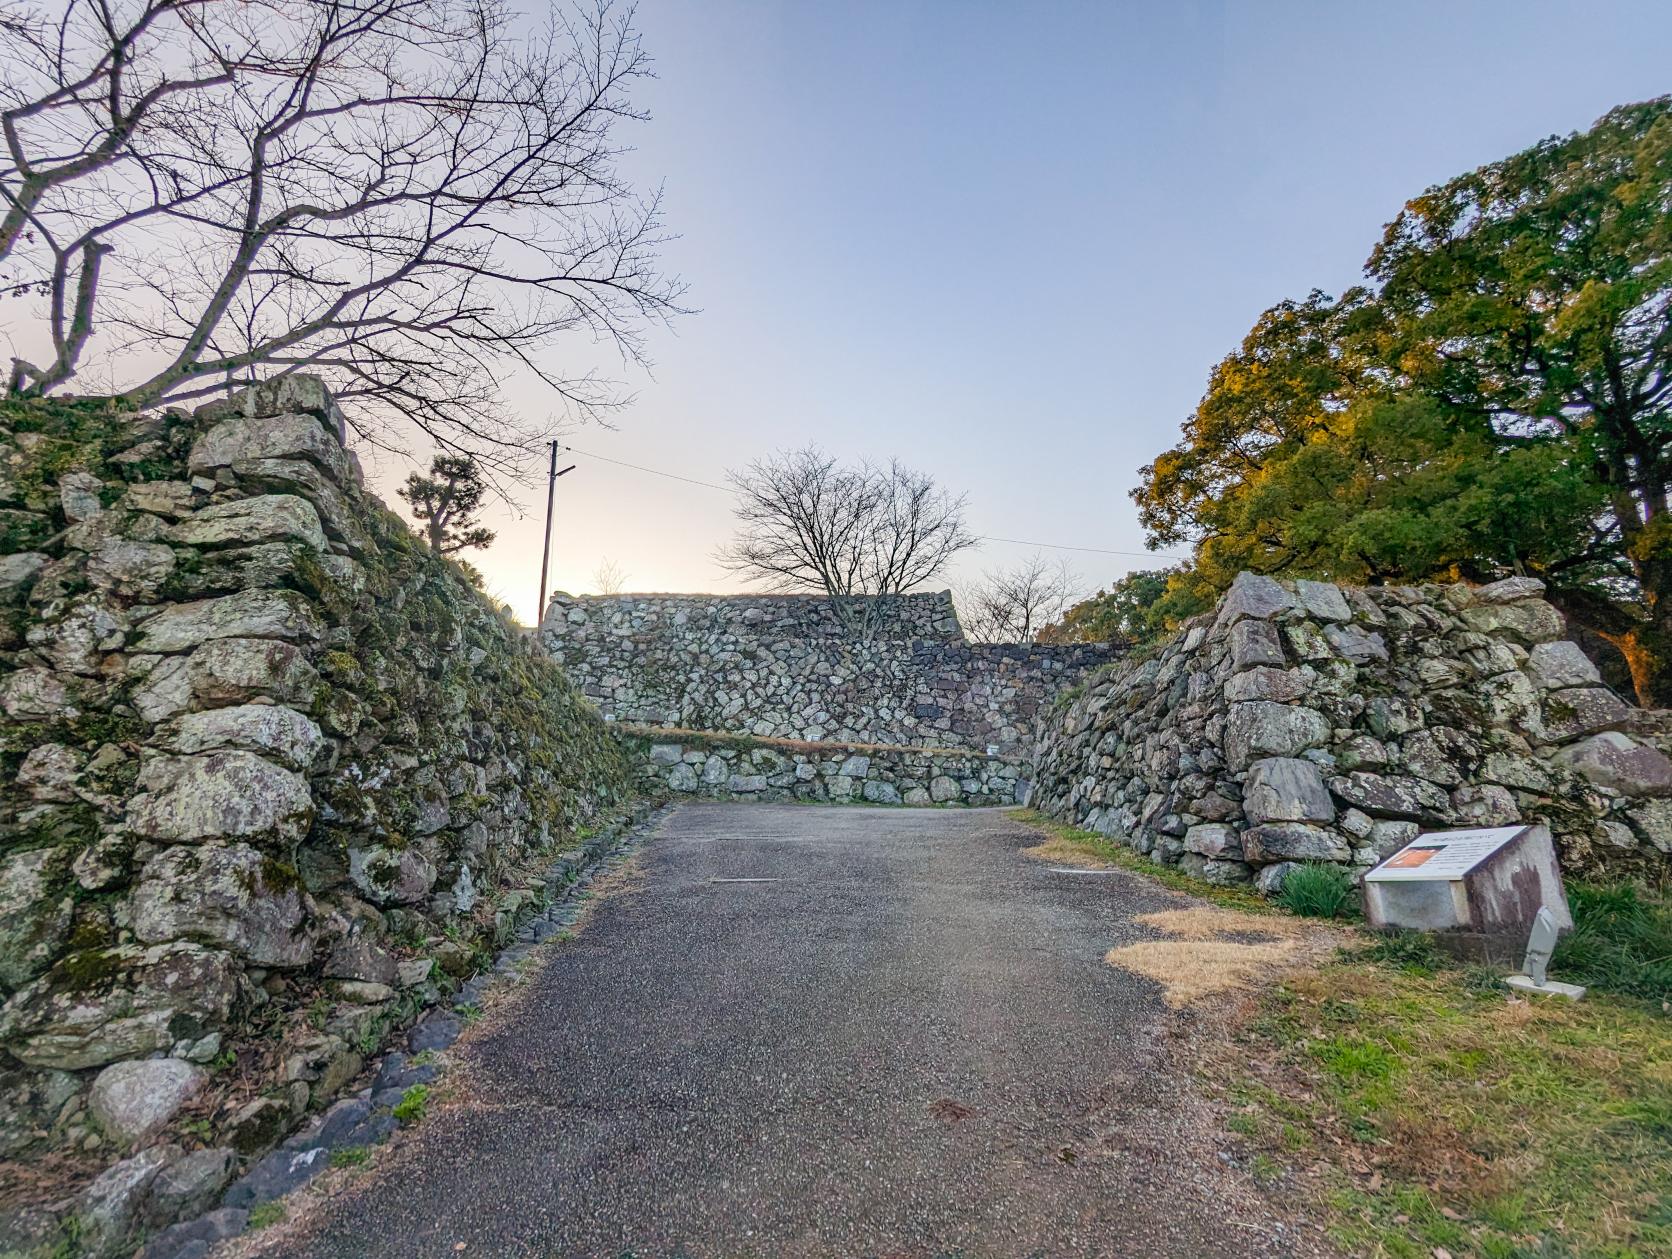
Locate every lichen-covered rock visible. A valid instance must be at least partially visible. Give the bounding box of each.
[1328,771,1451,820]
[348,845,437,906]
[85,537,176,597]
[88,1058,207,1145]
[129,654,193,723]
[134,589,324,653]
[126,751,314,846]
[186,636,320,707]
[143,1147,235,1225]
[1555,732,1672,797]
[0,847,74,990]
[1224,701,1330,770]
[75,1143,181,1259]
[0,943,239,1069]
[165,493,327,553]
[189,411,353,484]
[1525,640,1602,689]
[167,703,324,772]
[1229,618,1286,670]
[130,844,312,967]
[1459,598,1563,644]
[1213,572,1295,628]
[1539,687,1631,741]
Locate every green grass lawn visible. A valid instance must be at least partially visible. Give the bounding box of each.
[1221,934,1672,1258]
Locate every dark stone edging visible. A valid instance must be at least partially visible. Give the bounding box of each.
[132,804,666,1259]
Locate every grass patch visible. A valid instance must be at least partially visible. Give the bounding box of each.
[247,1201,287,1229]
[1104,906,1336,1007]
[1221,953,1672,1258]
[1554,881,1672,1001]
[329,1145,370,1169]
[1007,808,1270,913]
[392,1084,429,1124]
[1276,862,1359,920]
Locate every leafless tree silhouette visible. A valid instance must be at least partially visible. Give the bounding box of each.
[958,551,1081,643]
[1,0,686,472]
[718,446,978,640]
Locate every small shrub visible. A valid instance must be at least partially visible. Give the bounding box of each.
[1276,863,1358,919]
[392,1084,429,1123]
[1553,881,1672,1001]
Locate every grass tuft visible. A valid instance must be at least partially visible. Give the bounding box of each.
[1275,862,1359,919]
[392,1083,429,1124]
[247,1201,286,1230]
[1554,881,1672,1001]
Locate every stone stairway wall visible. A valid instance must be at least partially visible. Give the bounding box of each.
[1031,572,1672,890]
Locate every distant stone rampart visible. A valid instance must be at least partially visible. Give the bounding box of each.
[540,591,1114,754]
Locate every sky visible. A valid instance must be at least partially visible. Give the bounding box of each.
[374,0,1672,623]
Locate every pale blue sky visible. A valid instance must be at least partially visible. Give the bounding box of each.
[456,0,1672,622]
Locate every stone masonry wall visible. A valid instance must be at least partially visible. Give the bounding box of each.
[626,729,1025,806]
[1031,572,1672,891]
[0,381,633,1252]
[542,592,1112,754]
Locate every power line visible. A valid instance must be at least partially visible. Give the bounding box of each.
[560,443,1190,564]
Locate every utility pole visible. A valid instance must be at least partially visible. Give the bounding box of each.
[536,441,576,628]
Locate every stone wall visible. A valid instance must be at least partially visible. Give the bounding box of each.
[1031,573,1672,891]
[626,729,1025,806]
[542,592,1112,754]
[0,381,633,1250]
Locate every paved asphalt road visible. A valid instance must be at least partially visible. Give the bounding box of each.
[256,804,1327,1259]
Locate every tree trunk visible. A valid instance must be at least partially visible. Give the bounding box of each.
[1549,581,1672,708]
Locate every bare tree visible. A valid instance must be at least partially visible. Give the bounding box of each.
[399,453,494,553]
[718,446,978,639]
[1,0,685,472]
[592,555,626,594]
[958,551,1080,643]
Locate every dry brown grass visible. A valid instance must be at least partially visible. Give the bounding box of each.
[1106,907,1337,1008]
[1020,833,1121,868]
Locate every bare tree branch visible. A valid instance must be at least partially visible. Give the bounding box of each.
[1,0,686,471]
[717,447,979,639]
[957,551,1081,643]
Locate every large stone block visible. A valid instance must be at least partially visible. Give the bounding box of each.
[166,494,326,553]
[1459,599,1563,645]
[1525,640,1601,690]
[0,847,74,990]
[89,1057,207,1145]
[1539,687,1631,742]
[1229,619,1286,670]
[1213,572,1296,629]
[1328,771,1451,820]
[131,844,312,967]
[186,637,320,707]
[135,589,324,653]
[1554,732,1672,797]
[189,411,352,485]
[348,845,438,906]
[127,751,314,846]
[0,943,239,1069]
[167,703,325,772]
[1242,823,1350,864]
[1224,701,1330,770]
[1243,757,1335,826]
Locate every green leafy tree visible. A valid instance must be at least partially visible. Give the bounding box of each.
[1134,96,1672,704]
[399,455,496,555]
[1039,568,1209,646]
